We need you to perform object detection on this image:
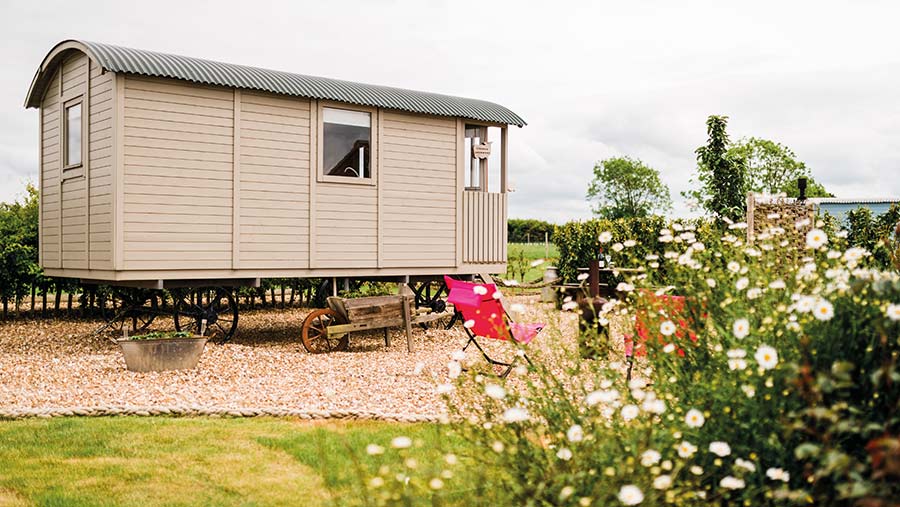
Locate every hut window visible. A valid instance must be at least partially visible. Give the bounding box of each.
[64,101,82,168]
[323,107,371,179]
[465,125,487,190]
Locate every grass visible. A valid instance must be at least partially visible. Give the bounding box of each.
[504,242,559,283]
[0,417,477,507]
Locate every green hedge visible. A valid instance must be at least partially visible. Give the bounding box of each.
[553,216,716,283]
[507,218,556,243]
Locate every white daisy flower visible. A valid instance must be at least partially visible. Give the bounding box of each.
[366,444,385,455]
[735,458,756,472]
[720,476,746,489]
[685,409,705,428]
[621,404,640,421]
[709,441,732,457]
[491,441,505,453]
[642,398,666,414]
[735,277,749,290]
[732,318,750,339]
[612,242,625,252]
[706,278,717,288]
[768,279,786,289]
[567,424,584,443]
[429,478,444,490]
[485,383,506,400]
[556,447,573,460]
[677,440,698,458]
[754,345,778,370]
[805,228,828,249]
[886,303,900,321]
[617,485,644,506]
[391,436,412,449]
[598,231,613,243]
[501,407,529,423]
[447,361,462,379]
[741,385,756,398]
[653,475,672,490]
[690,465,704,475]
[662,343,676,353]
[624,239,637,247]
[727,261,741,273]
[747,288,762,300]
[585,389,618,406]
[766,467,790,482]
[640,449,661,466]
[813,298,834,321]
[659,320,676,336]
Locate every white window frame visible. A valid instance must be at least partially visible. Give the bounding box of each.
[62,96,84,171]
[317,102,378,186]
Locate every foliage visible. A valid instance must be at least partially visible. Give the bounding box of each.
[687,116,747,220]
[123,330,194,340]
[0,184,40,311]
[360,215,900,506]
[586,157,672,219]
[553,216,714,283]
[508,218,557,243]
[846,204,900,271]
[506,245,529,282]
[728,137,832,197]
[338,281,397,299]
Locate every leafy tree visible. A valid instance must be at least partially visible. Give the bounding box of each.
[0,183,41,316]
[728,137,832,197]
[690,115,747,220]
[586,156,672,219]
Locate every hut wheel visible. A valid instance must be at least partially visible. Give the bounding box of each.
[300,308,349,353]
[174,287,239,343]
[99,288,159,334]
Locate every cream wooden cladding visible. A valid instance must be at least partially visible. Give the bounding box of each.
[463,191,507,264]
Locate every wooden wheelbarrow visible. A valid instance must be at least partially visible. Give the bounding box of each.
[300,294,451,353]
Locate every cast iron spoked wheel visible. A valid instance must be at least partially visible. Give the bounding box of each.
[99,288,160,334]
[174,287,239,343]
[412,281,450,329]
[300,308,349,354]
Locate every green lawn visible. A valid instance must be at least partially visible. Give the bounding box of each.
[504,242,559,283]
[0,417,477,507]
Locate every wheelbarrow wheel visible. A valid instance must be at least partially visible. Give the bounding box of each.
[301,308,349,353]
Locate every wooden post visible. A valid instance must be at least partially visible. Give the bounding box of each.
[384,327,391,347]
[402,296,413,353]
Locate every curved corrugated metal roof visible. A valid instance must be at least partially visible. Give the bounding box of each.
[26,40,526,126]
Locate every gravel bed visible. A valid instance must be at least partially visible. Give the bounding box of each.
[0,296,581,419]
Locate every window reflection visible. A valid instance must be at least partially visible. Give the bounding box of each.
[323,108,370,179]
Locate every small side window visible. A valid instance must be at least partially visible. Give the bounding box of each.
[323,107,371,179]
[64,102,82,167]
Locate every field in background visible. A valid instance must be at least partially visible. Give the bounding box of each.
[503,241,559,283]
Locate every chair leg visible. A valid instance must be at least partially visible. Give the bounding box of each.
[626,357,634,383]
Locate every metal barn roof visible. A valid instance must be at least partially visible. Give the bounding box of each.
[26,40,526,127]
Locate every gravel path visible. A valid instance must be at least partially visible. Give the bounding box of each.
[0,296,579,419]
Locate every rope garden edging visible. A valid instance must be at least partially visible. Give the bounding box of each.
[0,405,442,423]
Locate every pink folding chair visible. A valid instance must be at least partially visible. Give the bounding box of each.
[444,276,544,377]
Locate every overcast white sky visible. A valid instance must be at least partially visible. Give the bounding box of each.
[2,0,899,222]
